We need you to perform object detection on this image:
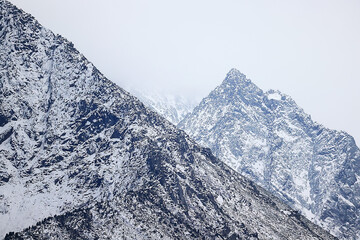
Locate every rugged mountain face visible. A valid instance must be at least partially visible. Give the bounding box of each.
[131,89,197,125]
[179,68,360,239]
[0,1,336,239]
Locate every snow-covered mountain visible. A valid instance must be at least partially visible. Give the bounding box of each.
[179,68,360,239]
[0,1,336,239]
[130,89,197,125]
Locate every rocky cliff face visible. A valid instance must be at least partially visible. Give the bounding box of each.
[179,68,360,239]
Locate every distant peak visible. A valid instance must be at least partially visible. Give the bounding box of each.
[227,68,246,78]
[210,68,264,100]
[221,68,251,88]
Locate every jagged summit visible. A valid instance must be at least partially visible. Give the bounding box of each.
[222,68,251,87]
[179,70,360,239]
[226,68,246,78]
[0,1,336,239]
[219,68,262,98]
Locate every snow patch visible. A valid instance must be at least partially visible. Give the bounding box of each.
[216,195,224,205]
[267,92,282,101]
[253,161,265,174]
[276,130,298,142]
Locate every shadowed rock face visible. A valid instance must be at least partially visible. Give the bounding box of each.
[0,1,335,239]
[179,68,360,239]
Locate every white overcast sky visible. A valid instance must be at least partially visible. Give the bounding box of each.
[9,0,360,144]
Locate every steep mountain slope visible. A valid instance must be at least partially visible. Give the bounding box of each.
[129,89,197,125]
[0,1,335,239]
[179,68,360,239]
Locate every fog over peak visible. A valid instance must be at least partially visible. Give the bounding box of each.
[8,0,360,144]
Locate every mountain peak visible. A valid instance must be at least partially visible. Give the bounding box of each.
[220,68,258,92]
[208,69,263,105]
[179,69,360,239]
[227,68,245,76]
[224,68,247,83]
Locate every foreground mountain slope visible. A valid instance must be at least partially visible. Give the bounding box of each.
[179,69,360,239]
[0,1,335,239]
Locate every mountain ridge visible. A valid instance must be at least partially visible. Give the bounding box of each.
[0,1,336,239]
